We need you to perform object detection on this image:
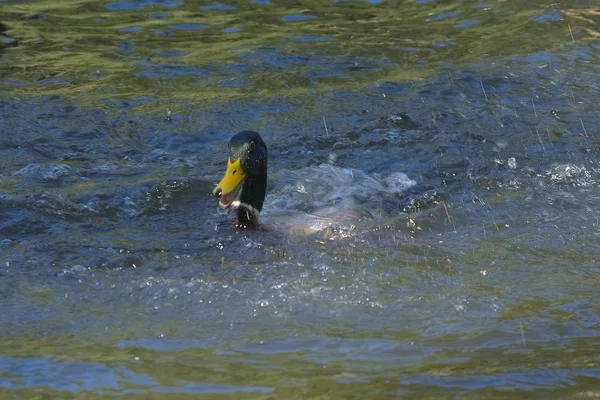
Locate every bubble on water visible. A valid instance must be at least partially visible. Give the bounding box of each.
[328,153,338,164]
[453,298,468,312]
[90,70,105,78]
[547,164,592,185]
[384,172,417,193]
[507,157,517,169]
[95,163,118,172]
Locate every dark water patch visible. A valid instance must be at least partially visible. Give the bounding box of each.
[427,10,460,22]
[223,27,243,33]
[117,40,135,54]
[200,3,237,11]
[135,61,213,79]
[287,35,333,42]
[104,0,181,11]
[281,14,316,22]
[0,356,156,392]
[168,23,209,30]
[532,11,562,23]
[89,69,105,78]
[455,19,478,28]
[117,338,217,351]
[399,368,600,391]
[2,36,16,45]
[219,78,250,87]
[150,11,169,20]
[0,78,34,87]
[119,26,143,33]
[1,77,70,87]
[153,29,173,37]
[19,14,46,21]
[151,382,274,394]
[432,40,456,47]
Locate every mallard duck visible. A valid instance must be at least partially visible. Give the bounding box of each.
[212,130,267,229]
[212,130,419,235]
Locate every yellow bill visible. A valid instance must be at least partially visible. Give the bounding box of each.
[213,157,246,208]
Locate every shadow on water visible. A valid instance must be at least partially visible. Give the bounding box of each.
[1,0,600,398]
[0,21,17,51]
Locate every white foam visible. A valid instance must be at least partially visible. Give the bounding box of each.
[12,163,71,181]
[263,164,416,232]
[383,172,417,193]
[547,163,591,184]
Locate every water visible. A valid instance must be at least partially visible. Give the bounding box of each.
[1,0,600,398]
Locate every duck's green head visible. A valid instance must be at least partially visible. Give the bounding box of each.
[212,131,267,227]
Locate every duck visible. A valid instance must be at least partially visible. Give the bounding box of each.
[212,130,419,235]
[212,130,267,229]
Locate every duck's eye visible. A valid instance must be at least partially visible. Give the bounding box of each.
[232,170,237,175]
[249,141,255,151]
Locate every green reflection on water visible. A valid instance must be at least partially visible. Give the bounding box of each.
[2,333,600,398]
[0,0,598,110]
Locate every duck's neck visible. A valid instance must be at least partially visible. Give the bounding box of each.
[232,175,266,229]
[231,201,260,229]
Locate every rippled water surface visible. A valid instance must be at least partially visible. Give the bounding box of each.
[1,0,600,398]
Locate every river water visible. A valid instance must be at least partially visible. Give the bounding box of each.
[1,0,599,398]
